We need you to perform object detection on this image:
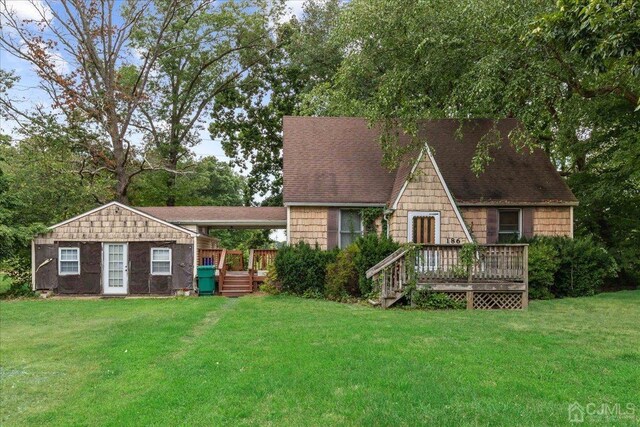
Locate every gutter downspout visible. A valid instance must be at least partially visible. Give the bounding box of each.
[383,208,394,239]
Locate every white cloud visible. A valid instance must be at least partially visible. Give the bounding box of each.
[278,0,305,23]
[48,51,69,74]
[3,0,52,23]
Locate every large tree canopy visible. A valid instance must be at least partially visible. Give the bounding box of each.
[209,0,343,201]
[302,0,639,284]
[0,0,637,286]
[0,0,282,203]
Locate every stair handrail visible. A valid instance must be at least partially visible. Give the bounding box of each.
[217,249,227,291]
[366,247,409,279]
[248,249,255,271]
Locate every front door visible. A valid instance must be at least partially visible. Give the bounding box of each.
[408,212,440,244]
[408,212,441,271]
[103,243,128,295]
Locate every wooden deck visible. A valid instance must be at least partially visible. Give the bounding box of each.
[197,248,277,296]
[366,244,529,309]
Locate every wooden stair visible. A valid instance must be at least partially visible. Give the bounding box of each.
[220,271,252,297]
[381,291,404,308]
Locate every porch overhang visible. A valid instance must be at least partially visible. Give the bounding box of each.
[137,206,287,230]
[172,219,287,229]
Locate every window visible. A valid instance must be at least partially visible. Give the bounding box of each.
[59,247,80,275]
[498,209,521,243]
[339,210,362,249]
[151,248,172,275]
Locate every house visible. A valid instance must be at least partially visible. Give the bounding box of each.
[31,116,576,303]
[31,204,285,296]
[283,117,577,248]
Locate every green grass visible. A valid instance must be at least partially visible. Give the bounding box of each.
[1,292,639,426]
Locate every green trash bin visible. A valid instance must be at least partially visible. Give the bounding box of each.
[197,265,216,296]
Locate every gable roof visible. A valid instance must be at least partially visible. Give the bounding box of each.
[283,117,396,205]
[283,117,577,206]
[45,202,199,237]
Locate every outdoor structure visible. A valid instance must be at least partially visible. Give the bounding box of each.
[283,117,577,308]
[31,116,576,307]
[31,203,282,296]
[31,203,200,295]
[283,117,577,249]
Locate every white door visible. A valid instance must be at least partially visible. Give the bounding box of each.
[103,243,128,295]
[408,212,441,272]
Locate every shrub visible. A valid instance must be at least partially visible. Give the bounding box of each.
[412,289,465,310]
[301,288,324,299]
[552,236,618,297]
[525,236,618,299]
[274,242,337,295]
[325,244,360,301]
[259,263,280,295]
[527,239,560,300]
[353,233,400,296]
[0,257,35,298]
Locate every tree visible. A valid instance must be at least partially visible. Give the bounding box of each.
[307,0,639,285]
[533,0,640,285]
[0,130,112,262]
[0,0,188,202]
[129,156,248,207]
[209,0,344,201]
[131,0,282,205]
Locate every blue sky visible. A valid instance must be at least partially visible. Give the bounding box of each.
[0,0,306,161]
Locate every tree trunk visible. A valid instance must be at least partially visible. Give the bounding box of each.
[166,172,177,206]
[165,135,180,206]
[110,124,130,204]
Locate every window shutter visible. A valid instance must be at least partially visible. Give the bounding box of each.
[327,208,339,249]
[486,208,498,244]
[522,208,534,239]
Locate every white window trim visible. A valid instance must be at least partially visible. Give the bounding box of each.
[338,209,364,249]
[498,208,522,241]
[407,211,441,244]
[58,247,80,276]
[151,248,172,276]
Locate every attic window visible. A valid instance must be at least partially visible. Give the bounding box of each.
[498,209,521,243]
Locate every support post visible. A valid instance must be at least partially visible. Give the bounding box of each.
[466,291,474,310]
[523,244,529,309]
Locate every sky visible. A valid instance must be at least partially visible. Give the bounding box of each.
[0,0,306,161]
[1,0,305,241]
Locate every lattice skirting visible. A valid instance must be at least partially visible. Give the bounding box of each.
[439,292,467,304]
[473,292,523,310]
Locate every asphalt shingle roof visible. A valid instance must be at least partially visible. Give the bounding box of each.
[283,116,577,206]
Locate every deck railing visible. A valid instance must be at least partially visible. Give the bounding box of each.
[225,250,245,271]
[198,249,224,267]
[416,244,527,282]
[248,249,278,272]
[366,244,528,308]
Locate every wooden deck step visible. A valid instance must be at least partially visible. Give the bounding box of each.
[220,271,252,297]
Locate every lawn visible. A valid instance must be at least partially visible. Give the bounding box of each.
[1,292,639,426]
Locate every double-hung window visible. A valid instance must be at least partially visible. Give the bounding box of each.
[339,210,362,249]
[151,248,172,275]
[498,209,521,243]
[59,247,80,275]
